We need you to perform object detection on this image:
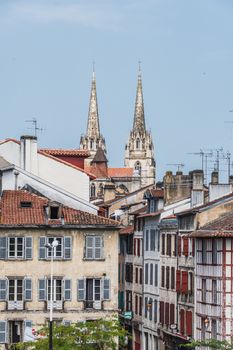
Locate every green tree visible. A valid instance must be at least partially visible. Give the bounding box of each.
[15,317,129,350]
[182,339,233,350]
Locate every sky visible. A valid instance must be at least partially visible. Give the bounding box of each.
[0,0,233,181]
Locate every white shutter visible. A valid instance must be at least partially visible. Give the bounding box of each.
[0,279,7,301]
[38,279,46,301]
[103,278,110,300]
[25,237,33,259]
[94,236,102,259]
[24,278,32,301]
[0,321,7,343]
[77,279,85,301]
[86,236,93,259]
[64,236,72,260]
[63,279,71,301]
[0,237,7,259]
[39,237,46,259]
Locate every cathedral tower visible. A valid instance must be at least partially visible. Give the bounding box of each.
[124,68,155,186]
[80,71,106,164]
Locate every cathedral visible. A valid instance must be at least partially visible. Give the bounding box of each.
[79,67,156,203]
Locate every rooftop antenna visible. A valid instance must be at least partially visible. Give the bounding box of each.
[187,149,205,170]
[25,118,43,137]
[167,163,184,172]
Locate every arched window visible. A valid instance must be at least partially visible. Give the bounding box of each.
[135,161,141,175]
[136,138,140,149]
[90,183,96,198]
[90,139,93,149]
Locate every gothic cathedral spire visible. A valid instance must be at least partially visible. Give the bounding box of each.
[124,66,156,186]
[80,69,106,164]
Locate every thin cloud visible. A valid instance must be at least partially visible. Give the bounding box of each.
[5,1,121,28]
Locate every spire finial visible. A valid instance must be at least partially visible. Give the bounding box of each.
[92,60,95,80]
[138,60,142,78]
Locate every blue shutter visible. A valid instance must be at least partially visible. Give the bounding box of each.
[64,279,71,300]
[64,237,72,260]
[39,237,46,259]
[0,279,7,301]
[77,279,85,301]
[24,278,32,301]
[86,236,93,259]
[38,279,46,301]
[0,237,7,259]
[25,237,33,259]
[103,278,110,300]
[94,236,102,259]
[0,321,6,343]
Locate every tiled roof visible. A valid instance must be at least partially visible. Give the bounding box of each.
[191,212,233,237]
[108,168,134,177]
[40,149,90,157]
[0,190,119,227]
[119,225,134,235]
[129,205,148,215]
[144,187,164,198]
[138,209,163,218]
[0,138,20,145]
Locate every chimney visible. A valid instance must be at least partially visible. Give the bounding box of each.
[211,171,219,185]
[192,170,204,190]
[191,170,204,207]
[20,136,38,175]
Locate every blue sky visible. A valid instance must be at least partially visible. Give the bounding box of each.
[0,0,233,181]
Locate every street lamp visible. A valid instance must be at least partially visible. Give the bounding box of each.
[45,239,59,350]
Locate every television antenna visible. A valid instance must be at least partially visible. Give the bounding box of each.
[25,118,44,137]
[167,163,184,172]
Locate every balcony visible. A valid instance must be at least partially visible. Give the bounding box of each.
[47,300,63,310]
[84,300,102,310]
[7,300,24,310]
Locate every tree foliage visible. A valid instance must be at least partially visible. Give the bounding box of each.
[15,317,129,350]
[182,339,233,350]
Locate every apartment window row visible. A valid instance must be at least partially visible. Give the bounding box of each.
[161,233,176,257]
[161,266,175,290]
[176,270,193,295]
[145,263,158,287]
[135,267,143,285]
[0,235,104,261]
[201,278,218,304]
[133,238,142,257]
[159,301,175,326]
[180,309,193,337]
[201,238,218,265]
[178,236,195,257]
[0,277,110,307]
[144,297,158,323]
[145,229,160,252]
[134,294,142,316]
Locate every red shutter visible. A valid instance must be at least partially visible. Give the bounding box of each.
[183,237,189,256]
[186,310,193,336]
[181,271,188,294]
[165,303,169,325]
[160,301,164,324]
[192,238,195,257]
[178,237,181,256]
[180,309,185,335]
[176,270,181,292]
[170,303,175,325]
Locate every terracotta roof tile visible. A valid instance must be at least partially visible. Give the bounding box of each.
[108,168,134,177]
[119,225,134,235]
[191,212,233,237]
[40,149,90,157]
[0,190,119,227]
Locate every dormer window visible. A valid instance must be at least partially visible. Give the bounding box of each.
[50,206,59,219]
[20,201,32,208]
[46,202,62,220]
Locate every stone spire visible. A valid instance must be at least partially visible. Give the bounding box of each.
[86,70,100,138]
[133,65,146,133]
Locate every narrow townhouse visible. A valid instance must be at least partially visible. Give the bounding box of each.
[0,190,120,348]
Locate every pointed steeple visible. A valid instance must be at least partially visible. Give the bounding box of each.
[133,63,146,132]
[86,69,100,138]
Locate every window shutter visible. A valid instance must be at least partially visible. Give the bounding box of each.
[24,278,32,301]
[0,279,7,301]
[94,236,102,259]
[39,237,46,259]
[178,237,181,256]
[0,237,7,259]
[137,239,140,257]
[183,237,189,256]
[170,303,175,325]
[77,279,85,301]
[161,266,165,288]
[171,267,175,290]
[25,237,33,259]
[0,321,7,343]
[154,264,158,287]
[167,235,171,256]
[134,239,136,256]
[180,309,185,335]
[176,270,181,292]
[38,279,46,301]
[186,310,193,336]
[166,266,170,289]
[165,303,169,325]
[64,236,72,260]
[145,297,148,318]
[160,301,164,324]
[103,278,110,300]
[64,279,71,301]
[181,271,188,294]
[86,236,93,259]
[192,238,195,257]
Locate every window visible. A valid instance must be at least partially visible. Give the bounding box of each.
[9,279,23,301]
[166,235,171,256]
[136,138,140,149]
[85,235,103,260]
[202,279,206,303]
[135,267,138,284]
[77,278,110,307]
[166,266,170,289]
[212,280,217,304]
[139,268,142,285]
[20,201,32,208]
[161,234,165,255]
[139,296,142,316]
[127,235,133,255]
[137,239,141,257]
[161,266,165,288]
[39,277,71,304]
[154,300,157,323]
[90,183,96,198]
[135,161,141,175]
[150,200,155,213]
[145,264,148,285]
[202,239,207,264]
[50,206,59,219]
[201,318,206,340]
[145,230,149,251]
[154,264,158,287]
[126,290,132,311]
[212,319,217,339]
[150,230,155,251]
[0,237,33,260]
[135,295,138,315]
[188,272,193,294]
[48,279,62,301]
[212,239,217,264]
[171,267,175,290]
[145,297,148,318]
[125,263,133,283]
[39,236,72,260]
[150,264,153,285]
[9,237,24,258]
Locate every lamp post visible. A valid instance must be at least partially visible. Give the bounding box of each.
[45,239,59,350]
